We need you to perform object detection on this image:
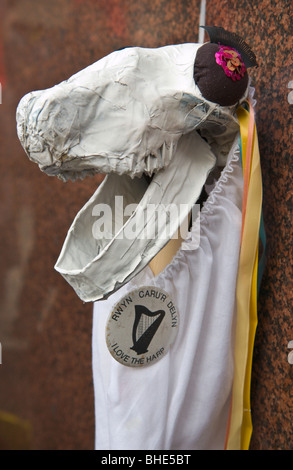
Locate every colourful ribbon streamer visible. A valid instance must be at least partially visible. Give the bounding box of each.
[225,101,265,450]
[0,410,32,450]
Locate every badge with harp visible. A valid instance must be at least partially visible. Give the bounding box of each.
[106,287,179,367]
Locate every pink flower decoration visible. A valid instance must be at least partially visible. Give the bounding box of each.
[215,45,246,81]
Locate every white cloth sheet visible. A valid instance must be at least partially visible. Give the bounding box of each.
[92,138,243,450]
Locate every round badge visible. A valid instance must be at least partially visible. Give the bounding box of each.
[106,286,179,367]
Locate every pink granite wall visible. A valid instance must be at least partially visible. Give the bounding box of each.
[0,0,292,450]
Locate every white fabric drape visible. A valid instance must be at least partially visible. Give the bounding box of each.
[92,137,243,450]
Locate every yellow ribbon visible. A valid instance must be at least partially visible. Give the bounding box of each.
[225,104,262,450]
[0,410,32,450]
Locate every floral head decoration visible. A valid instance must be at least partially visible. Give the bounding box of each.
[201,25,258,70]
[215,45,246,81]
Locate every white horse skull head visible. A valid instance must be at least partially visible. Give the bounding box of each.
[16,42,248,301]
